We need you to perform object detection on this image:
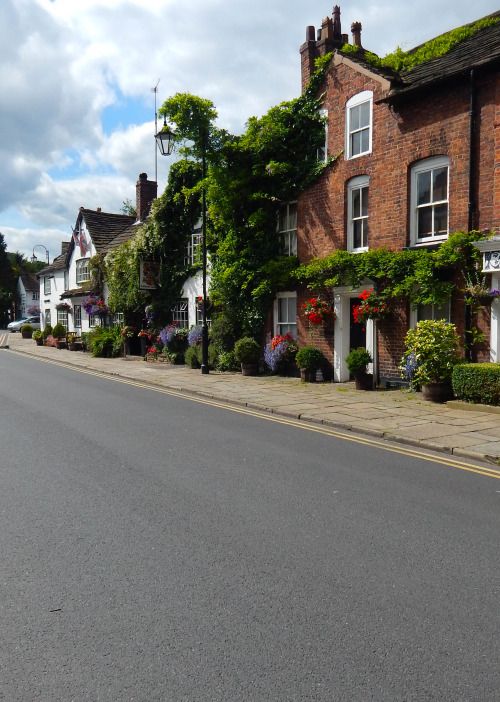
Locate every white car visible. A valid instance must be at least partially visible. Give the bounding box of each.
[8,316,41,332]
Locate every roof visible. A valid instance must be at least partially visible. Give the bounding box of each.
[79,208,136,254]
[20,274,39,293]
[37,250,69,277]
[104,221,142,252]
[60,286,92,299]
[383,13,500,100]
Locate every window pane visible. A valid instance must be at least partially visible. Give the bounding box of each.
[417,304,433,321]
[278,209,286,232]
[278,298,287,322]
[363,220,369,248]
[360,129,369,153]
[288,204,297,230]
[434,204,448,234]
[289,231,297,256]
[350,104,360,131]
[351,131,361,156]
[433,167,448,201]
[417,171,431,205]
[353,221,363,249]
[361,186,368,216]
[287,296,296,320]
[352,188,360,218]
[359,101,370,128]
[418,207,433,237]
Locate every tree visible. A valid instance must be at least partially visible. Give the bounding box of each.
[0,233,15,325]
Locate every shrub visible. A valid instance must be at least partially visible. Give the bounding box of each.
[400,320,460,385]
[52,323,66,339]
[20,324,34,338]
[452,363,500,406]
[32,330,43,341]
[234,337,260,364]
[346,347,372,375]
[185,346,201,368]
[215,350,240,372]
[87,326,123,357]
[194,343,218,369]
[295,346,325,371]
[42,324,52,340]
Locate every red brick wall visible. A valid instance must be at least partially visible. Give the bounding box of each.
[295,58,497,378]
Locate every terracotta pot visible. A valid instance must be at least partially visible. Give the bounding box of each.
[354,372,373,391]
[421,381,453,403]
[241,362,258,376]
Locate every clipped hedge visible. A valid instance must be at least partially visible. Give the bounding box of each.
[452,363,500,406]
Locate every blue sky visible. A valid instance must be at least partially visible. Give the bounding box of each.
[1,0,499,262]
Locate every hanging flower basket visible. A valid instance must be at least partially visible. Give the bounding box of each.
[55,302,72,312]
[464,286,500,307]
[83,295,108,316]
[352,289,390,324]
[302,297,335,325]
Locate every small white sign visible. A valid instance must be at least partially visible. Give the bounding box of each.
[483,251,500,272]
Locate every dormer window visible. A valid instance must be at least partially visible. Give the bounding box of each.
[346,91,373,159]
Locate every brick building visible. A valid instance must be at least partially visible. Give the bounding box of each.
[279,6,500,382]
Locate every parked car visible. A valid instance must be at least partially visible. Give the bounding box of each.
[8,316,41,332]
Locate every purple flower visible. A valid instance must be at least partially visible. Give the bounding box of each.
[188,325,203,346]
[264,340,289,372]
[159,324,178,345]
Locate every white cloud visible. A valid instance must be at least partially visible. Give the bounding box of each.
[2,0,500,260]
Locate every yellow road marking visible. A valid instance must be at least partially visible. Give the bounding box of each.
[8,350,500,481]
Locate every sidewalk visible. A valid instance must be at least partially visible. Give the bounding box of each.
[5,333,500,466]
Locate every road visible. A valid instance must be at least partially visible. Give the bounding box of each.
[1,351,499,701]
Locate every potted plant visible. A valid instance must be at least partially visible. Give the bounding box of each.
[302,297,335,326]
[32,329,44,346]
[263,333,298,376]
[52,323,67,349]
[234,337,260,376]
[346,347,373,390]
[400,320,460,402]
[352,289,389,324]
[295,346,325,383]
[20,323,34,339]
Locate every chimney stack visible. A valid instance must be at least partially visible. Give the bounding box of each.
[136,172,158,223]
[351,21,362,47]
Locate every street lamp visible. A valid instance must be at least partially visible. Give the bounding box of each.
[156,119,210,374]
[31,244,49,264]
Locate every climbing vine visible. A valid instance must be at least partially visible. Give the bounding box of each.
[295,231,487,307]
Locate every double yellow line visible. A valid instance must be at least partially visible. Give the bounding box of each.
[11,351,500,481]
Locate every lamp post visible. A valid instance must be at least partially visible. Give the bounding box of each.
[31,244,49,264]
[155,119,210,374]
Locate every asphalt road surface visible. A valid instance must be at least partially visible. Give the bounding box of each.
[1,351,499,701]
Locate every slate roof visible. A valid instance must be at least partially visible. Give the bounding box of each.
[337,12,500,102]
[20,274,39,293]
[104,222,142,253]
[79,209,136,254]
[384,12,500,100]
[37,249,70,276]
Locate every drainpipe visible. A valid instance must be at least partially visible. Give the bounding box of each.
[465,68,477,362]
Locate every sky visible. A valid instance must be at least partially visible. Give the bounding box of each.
[1,0,499,263]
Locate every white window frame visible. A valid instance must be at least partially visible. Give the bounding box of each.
[185,228,202,267]
[317,108,328,163]
[346,91,373,160]
[347,176,369,252]
[171,299,189,327]
[57,310,68,330]
[73,304,82,329]
[45,309,51,327]
[44,277,51,295]
[273,292,297,338]
[410,156,449,245]
[277,202,297,257]
[409,299,451,328]
[76,258,90,285]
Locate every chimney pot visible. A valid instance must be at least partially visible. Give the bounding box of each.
[306,25,315,42]
[96,207,101,213]
[351,21,362,47]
